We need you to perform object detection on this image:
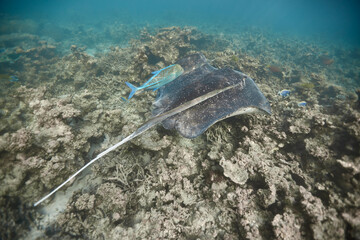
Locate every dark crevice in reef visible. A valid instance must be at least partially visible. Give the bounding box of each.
[144,46,165,65]
[247,174,268,191]
[293,196,315,240]
[233,214,249,240]
[330,129,359,157]
[66,116,84,131]
[0,196,33,240]
[223,117,249,148]
[312,189,330,207]
[259,217,276,240]
[87,135,106,159]
[328,165,356,197]
[290,171,308,188]
[282,139,312,170]
[44,224,61,238]
[267,189,286,216]
[344,213,359,240]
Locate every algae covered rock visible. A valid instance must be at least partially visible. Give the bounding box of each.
[220,156,249,185]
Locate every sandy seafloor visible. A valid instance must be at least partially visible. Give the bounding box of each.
[0,18,359,240]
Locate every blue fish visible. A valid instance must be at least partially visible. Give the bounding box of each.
[298,101,307,107]
[0,48,5,53]
[278,89,291,97]
[9,76,19,82]
[125,64,184,99]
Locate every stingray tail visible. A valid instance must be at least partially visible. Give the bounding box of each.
[125,82,138,99]
[33,111,162,207]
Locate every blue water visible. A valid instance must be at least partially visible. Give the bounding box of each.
[1,0,360,45]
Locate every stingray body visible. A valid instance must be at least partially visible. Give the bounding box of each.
[34,53,271,206]
[154,53,271,138]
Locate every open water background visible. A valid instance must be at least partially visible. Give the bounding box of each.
[1,0,360,46]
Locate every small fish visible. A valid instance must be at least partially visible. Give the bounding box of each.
[0,74,19,82]
[267,65,282,73]
[297,101,307,107]
[9,76,19,82]
[319,55,334,65]
[125,64,184,99]
[0,48,5,53]
[278,89,291,97]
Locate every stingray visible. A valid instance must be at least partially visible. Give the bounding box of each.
[34,53,271,206]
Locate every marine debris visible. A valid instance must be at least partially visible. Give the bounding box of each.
[33,53,271,206]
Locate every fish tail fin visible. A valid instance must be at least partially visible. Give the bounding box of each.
[125,82,138,99]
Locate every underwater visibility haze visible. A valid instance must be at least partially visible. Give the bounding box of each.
[0,0,359,239]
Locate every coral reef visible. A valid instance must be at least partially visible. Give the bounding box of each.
[0,24,359,240]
